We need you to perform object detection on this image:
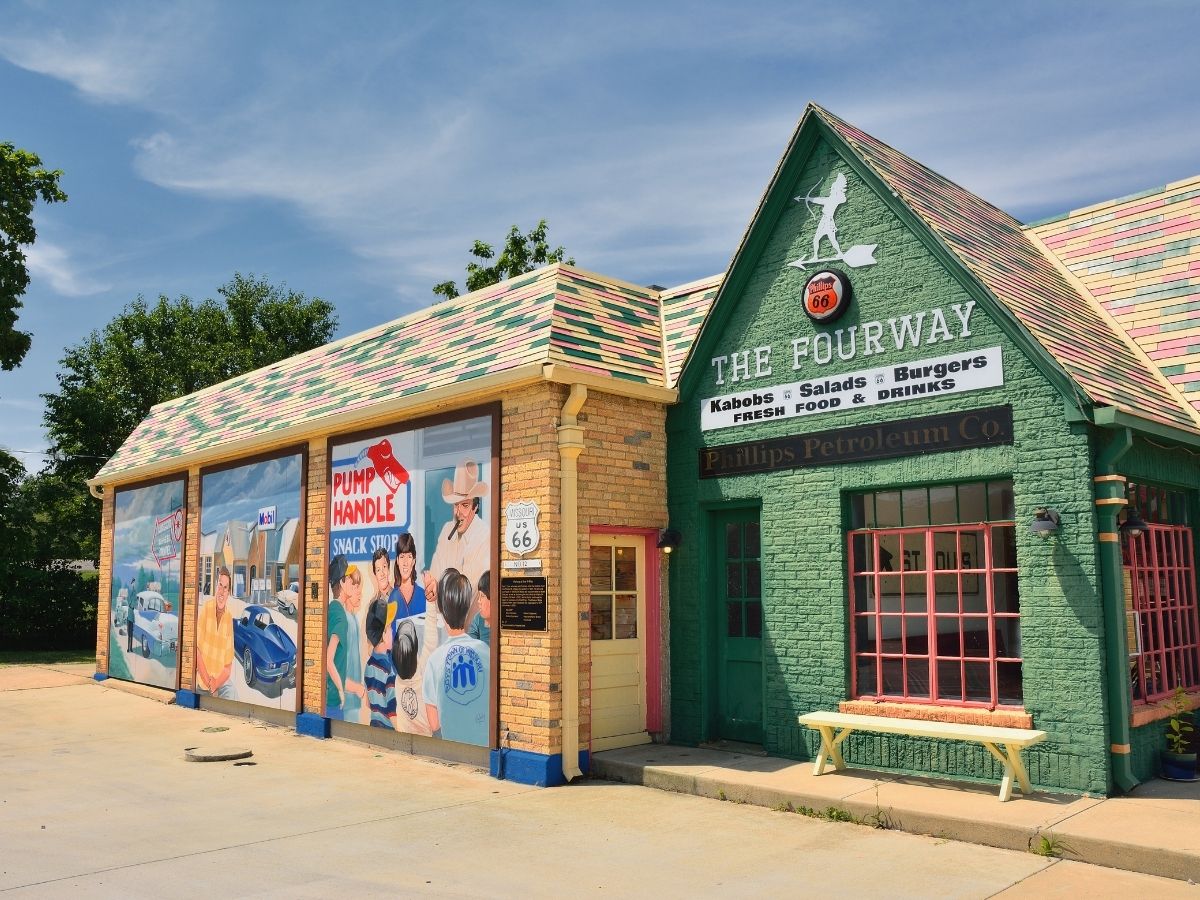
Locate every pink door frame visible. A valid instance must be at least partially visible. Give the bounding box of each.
[589,525,662,734]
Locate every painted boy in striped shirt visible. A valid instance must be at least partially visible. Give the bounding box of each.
[363,598,397,728]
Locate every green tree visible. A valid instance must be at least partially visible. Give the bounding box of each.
[433,219,573,299]
[40,273,338,560]
[0,143,67,370]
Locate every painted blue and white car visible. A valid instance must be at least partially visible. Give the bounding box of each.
[234,605,297,688]
[132,590,179,658]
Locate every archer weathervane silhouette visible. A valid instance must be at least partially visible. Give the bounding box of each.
[788,172,879,271]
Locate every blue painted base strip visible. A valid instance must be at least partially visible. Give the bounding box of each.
[489,749,591,786]
[296,712,331,739]
[175,689,200,709]
[93,672,108,682]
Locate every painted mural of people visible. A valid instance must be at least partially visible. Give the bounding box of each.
[326,554,366,721]
[390,532,426,620]
[422,569,489,745]
[125,579,137,652]
[423,460,489,608]
[196,566,235,698]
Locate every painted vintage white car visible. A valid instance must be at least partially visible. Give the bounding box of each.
[131,590,179,658]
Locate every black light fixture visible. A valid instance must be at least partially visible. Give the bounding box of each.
[1030,507,1060,539]
[657,528,683,554]
[1120,508,1148,539]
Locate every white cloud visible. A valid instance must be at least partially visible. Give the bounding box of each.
[24,241,109,297]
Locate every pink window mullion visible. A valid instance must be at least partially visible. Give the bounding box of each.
[983,525,998,707]
[1184,530,1200,687]
[1150,527,1170,698]
[925,529,939,704]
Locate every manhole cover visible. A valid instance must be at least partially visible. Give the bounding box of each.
[185,747,253,762]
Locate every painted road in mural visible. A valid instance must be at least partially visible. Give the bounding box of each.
[326,414,494,746]
[196,454,302,710]
[109,480,185,689]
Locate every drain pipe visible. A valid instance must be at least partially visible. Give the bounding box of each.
[1094,425,1139,794]
[558,384,587,783]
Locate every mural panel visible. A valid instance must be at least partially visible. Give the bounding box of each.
[197,454,303,709]
[327,414,494,747]
[109,479,185,689]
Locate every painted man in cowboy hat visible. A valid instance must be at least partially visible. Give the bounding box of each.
[423,460,490,603]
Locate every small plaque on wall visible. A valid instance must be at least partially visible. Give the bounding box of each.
[500,576,547,631]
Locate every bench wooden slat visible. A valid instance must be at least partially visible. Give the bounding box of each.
[798,712,1046,745]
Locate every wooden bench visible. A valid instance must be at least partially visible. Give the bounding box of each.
[798,711,1047,802]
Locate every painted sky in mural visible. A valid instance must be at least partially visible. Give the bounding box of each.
[109,479,184,690]
[326,414,493,747]
[197,454,302,710]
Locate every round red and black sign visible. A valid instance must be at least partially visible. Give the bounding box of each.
[803,269,852,323]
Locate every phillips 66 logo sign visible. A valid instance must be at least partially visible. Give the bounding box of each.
[504,500,541,556]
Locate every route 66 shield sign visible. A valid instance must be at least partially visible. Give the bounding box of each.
[504,500,541,556]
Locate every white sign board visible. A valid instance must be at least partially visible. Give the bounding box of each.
[504,500,541,556]
[257,505,277,530]
[701,346,1004,432]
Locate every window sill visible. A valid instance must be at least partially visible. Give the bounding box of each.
[839,699,1032,729]
[1130,690,1200,729]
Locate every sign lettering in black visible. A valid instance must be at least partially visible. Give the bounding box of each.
[698,405,1013,479]
[500,576,548,631]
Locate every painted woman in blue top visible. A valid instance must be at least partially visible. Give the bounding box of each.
[389,532,427,620]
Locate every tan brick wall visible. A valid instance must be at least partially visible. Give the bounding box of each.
[499,383,564,755]
[575,394,669,746]
[95,489,114,672]
[178,468,201,690]
[302,438,327,713]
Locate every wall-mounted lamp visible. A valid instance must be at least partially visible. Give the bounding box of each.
[1120,509,1148,539]
[1030,507,1061,539]
[657,528,683,554]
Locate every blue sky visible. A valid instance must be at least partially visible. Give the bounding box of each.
[2,0,1198,471]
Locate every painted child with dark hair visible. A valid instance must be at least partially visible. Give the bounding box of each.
[363,597,397,729]
[467,570,492,645]
[390,617,433,736]
[422,568,490,745]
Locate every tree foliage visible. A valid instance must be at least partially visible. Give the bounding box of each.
[0,143,67,370]
[40,273,338,561]
[433,219,573,300]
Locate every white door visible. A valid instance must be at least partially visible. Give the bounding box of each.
[589,535,649,750]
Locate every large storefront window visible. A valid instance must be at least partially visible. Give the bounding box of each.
[1123,482,1200,703]
[848,480,1021,708]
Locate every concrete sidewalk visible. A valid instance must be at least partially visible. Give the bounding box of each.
[592,743,1200,882]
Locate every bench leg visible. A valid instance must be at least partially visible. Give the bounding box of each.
[812,726,850,776]
[982,741,1016,802]
[1004,744,1033,795]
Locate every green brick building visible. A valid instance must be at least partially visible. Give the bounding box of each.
[665,105,1200,795]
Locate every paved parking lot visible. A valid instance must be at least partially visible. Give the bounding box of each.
[1,664,1195,898]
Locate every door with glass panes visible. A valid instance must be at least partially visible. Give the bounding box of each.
[589,535,649,750]
[713,509,763,743]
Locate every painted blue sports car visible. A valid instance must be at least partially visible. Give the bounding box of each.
[233,605,297,689]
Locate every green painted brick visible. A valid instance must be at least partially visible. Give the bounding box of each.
[667,137,1111,795]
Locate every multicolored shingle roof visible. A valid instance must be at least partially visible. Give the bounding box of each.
[661,274,723,388]
[815,106,1200,434]
[96,265,672,481]
[1027,175,1200,413]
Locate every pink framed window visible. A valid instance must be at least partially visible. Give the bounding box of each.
[1122,483,1200,703]
[848,480,1022,709]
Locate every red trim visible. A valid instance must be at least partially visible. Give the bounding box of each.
[589,526,662,733]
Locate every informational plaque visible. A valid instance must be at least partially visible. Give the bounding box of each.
[500,576,547,631]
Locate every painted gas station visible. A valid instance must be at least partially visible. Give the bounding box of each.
[90,104,1200,794]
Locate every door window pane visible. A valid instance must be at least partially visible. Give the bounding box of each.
[745,601,762,639]
[744,521,760,559]
[615,594,638,639]
[725,522,741,559]
[590,547,612,591]
[591,596,613,640]
[746,561,761,599]
[615,551,637,591]
[727,601,743,637]
[726,563,743,599]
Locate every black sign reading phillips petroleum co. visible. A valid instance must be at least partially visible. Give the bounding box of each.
[698,405,1013,479]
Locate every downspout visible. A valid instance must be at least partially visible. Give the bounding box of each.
[558,383,587,783]
[1094,426,1139,794]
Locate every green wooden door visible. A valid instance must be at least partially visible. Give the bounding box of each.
[713,510,763,743]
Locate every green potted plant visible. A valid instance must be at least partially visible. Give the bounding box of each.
[1161,686,1198,782]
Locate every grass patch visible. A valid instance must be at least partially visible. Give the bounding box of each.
[0,648,94,666]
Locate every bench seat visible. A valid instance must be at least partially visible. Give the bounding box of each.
[798,711,1047,801]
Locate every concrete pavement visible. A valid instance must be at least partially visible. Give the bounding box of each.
[592,741,1200,883]
[1,663,1197,898]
